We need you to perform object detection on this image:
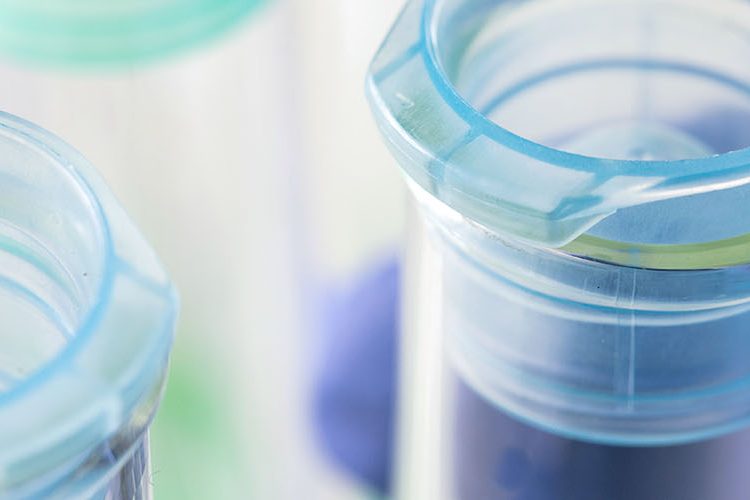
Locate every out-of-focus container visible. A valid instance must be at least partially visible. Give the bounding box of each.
[290,0,406,497]
[0,0,415,497]
[369,0,750,498]
[0,112,177,499]
[0,2,313,498]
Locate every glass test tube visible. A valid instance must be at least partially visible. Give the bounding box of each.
[368,0,750,498]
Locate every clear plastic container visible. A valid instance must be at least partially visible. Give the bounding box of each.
[0,2,303,498]
[368,0,750,498]
[0,1,409,497]
[0,112,177,499]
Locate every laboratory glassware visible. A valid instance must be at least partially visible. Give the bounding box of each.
[0,1,305,498]
[368,0,750,498]
[0,111,177,499]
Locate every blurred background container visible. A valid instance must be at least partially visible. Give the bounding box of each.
[289,0,405,498]
[0,0,404,498]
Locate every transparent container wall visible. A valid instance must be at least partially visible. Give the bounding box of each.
[290,0,406,497]
[399,189,750,500]
[0,3,306,499]
[386,1,750,498]
[444,0,750,248]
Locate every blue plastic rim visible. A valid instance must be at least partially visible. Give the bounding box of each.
[367,0,750,255]
[0,0,267,67]
[0,112,177,496]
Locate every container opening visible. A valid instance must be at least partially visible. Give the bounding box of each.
[0,130,106,394]
[434,0,750,161]
[424,0,750,256]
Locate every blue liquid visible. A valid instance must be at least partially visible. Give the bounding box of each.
[453,375,750,500]
[444,114,750,499]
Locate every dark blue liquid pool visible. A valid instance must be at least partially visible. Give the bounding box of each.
[453,376,750,500]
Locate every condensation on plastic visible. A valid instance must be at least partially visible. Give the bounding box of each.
[0,112,176,499]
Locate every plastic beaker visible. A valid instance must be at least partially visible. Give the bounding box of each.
[369,0,750,498]
[0,112,177,499]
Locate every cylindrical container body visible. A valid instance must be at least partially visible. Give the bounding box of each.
[0,112,177,499]
[400,186,750,500]
[0,2,309,498]
[368,0,750,499]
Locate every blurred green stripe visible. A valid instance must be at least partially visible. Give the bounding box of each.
[0,0,269,67]
[150,341,256,500]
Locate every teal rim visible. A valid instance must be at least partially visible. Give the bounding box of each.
[0,0,267,67]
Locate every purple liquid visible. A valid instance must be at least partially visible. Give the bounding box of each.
[313,258,398,493]
[453,375,750,500]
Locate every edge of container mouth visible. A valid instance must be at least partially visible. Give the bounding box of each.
[0,111,178,496]
[423,0,750,270]
[0,111,115,405]
[0,0,267,67]
[422,0,750,177]
[367,0,750,266]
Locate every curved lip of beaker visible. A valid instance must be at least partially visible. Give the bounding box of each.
[0,111,116,407]
[421,0,750,178]
[418,0,750,268]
